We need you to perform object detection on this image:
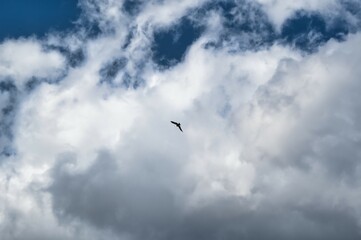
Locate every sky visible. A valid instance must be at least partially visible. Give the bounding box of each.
[1,0,361,239]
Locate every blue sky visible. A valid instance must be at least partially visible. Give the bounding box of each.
[0,0,353,64]
[1,1,361,240]
[0,0,80,40]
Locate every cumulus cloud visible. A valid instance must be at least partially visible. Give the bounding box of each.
[0,39,65,86]
[1,0,361,240]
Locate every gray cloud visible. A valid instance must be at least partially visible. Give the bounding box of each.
[47,150,361,240]
[49,151,181,239]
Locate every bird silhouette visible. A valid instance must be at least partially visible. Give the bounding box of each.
[171,121,183,132]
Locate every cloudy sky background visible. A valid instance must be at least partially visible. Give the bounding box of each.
[1,0,361,239]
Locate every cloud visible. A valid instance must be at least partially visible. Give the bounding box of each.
[1,0,361,240]
[0,80,17,157]
[255,0,337,28]
[0,39,66,87]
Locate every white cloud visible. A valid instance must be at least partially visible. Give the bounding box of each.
[2,0,361,239]
[0,39,65,87]
[255,0,339,29]
[136,0,208,28]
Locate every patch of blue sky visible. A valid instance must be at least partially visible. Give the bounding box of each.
[0,0,81,41]
[150,0,275,68]
[280,11,350,52]
[122,0,144,16]
[45,45,86,68]
[23,74,67,93]
[0,80,18,158]
[150,0,359,68]
[209,0,352,51]
[151,17,205,69]
[98,56,144,89]
[204,0,276,50]
[99,58,127,85]
[342,0,361,18]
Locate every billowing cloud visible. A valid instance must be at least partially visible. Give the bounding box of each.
[1,0,361,240]
[0,39,65,86]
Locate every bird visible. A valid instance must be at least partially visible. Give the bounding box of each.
[171,121,183,132]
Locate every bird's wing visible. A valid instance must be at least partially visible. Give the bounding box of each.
[171,121,177,125]
[178,125,183,132]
